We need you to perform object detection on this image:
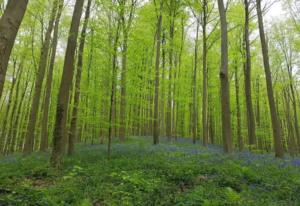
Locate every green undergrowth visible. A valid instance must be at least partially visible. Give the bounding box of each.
[0,137,300,206]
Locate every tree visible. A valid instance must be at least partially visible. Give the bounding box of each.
[50,0,85,168]
[153,0,163,145]
[118,0,137,142]
[23,0,60,155]
[201,0,208,146]
[243,0,256,147]
[68,0,92,156]
[217,0,232,153]
[192,17,200,144]
[0,0,29,100]
[40,0,64,152]
[256,0,284,158]
[107,3,122,159]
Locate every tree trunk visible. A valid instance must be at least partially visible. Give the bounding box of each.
[217,0,233,153]
[0,0,29,99]
[23,0,59,155]
[50,0,85,168]
[108,18,121,159]
[166,0,175,141]
[244,0,256,146]
[235,64,243,151]
[192,19,200,144]
[119,0,136,142]
[4,64,23,155]
[160,32,166,136]
[0,63,18,153]
[8,72,30,154]
[153,1,163,145]
[68,0,92,156]
[285,62,300,153]
[202,0,208,146]
[283,89,296,156]
[255,77,261,127]
[40,0,64,152]
[256,0,284,158]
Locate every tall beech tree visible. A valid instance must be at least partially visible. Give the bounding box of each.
[50,0,85,168]
[68,0,92,156]
[256,0,284,158]
[153,0,163,145]
[243,0,256,147]
[0,0,29,100]
[217,0,232,153]
[118,0,137,142]
[40,0,64,152]
[23,0,60,155]
[201,0,208,146]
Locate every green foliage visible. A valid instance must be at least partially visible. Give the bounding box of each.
[1,138,300,205]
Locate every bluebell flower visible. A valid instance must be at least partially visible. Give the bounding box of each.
[291,159,300,167]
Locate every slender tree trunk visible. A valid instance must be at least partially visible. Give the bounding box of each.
[175,16,185,139]
[23,0,59,155]
[217,0,233,153]
[0,0,29,99]
[18,76,34,151]
[153,1,163,145]
[68,0,92,156]
[50,0,85,168]
[244,0,256,146]
[119,34,128,142]
[202,0,208,146]
[8,73,30,154]
[256,0,284,158]
[119,0,136,142]
[209,104,215,144]
[40,0,64,152]
[0,63,18,153]
[166,1,175,141]
[108,19,121,159]
[286,69,300,152]
[4,64,23,155]
[235,64,243,151]
[256,77,261,127]
[283,89,296,156]
[192,19,200,144]
[160,32,166,136]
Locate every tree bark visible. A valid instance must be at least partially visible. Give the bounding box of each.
[108,17,121,159]
[119,0,136,142]
[68,0,92,156]
[217,0,233,153]
[8,72,30,154]
[244,0,256,146]
[153,0,163,145]
[23,0,60,155]
[50,0,85,168]
[256,0,284,158]
[4,64,23,155]
[235,64,243,151]
[202,0,208,146]
[192,19,200,144]
[0,63,18,153]
[40,0,64,152]
[166,0,175,141]
[0,0,29,100]
[283,89,296,156]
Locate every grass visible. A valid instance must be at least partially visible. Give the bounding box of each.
[0,137,300,206]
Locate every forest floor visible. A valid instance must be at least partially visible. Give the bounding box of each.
[0,137,300,206]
